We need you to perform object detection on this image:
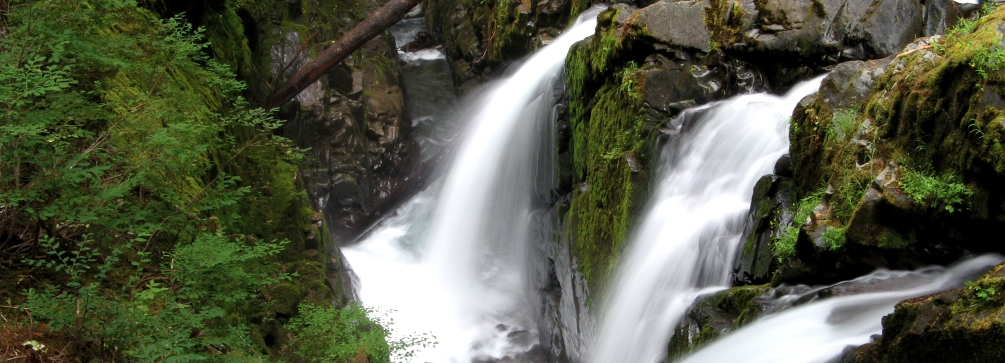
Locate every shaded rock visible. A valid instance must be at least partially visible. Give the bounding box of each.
[733,172,797,285]
[854,262,1005,363]
[400,30,438,52]
[280,30,420,244]
[666,285,772,360]
[780,9,1005,286]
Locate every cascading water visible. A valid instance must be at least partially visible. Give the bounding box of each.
[680,254,1003,363]
[589,78,825,363]
[343,8,603,362]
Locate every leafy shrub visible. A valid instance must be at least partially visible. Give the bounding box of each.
[0,0,352,360]
[821,226,846,251]
[289,303,436,363]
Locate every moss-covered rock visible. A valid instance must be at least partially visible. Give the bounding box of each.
[776,7,1005,285]
[666,285,772,360]
[561,3,769,292]
[425,0,596,94]
[733,171,797,285]
[854,262,1005,363]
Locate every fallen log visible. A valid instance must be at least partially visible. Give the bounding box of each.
[264,0,425,109]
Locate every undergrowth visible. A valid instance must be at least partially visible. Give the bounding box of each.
[0,0,409,361]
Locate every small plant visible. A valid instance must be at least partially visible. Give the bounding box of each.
[774,226,799,261]
[965,280,997,304]
[821,226,846,251]
[618,61,641,101]
[827,109,861,144]
[899,169,973,213]
[772,190,825,261]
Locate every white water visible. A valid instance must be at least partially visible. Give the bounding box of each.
[343,8,603,362]
[589,78,826,363]
[681,254,1003,363]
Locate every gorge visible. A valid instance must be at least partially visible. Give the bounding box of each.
[5,0,1005,362]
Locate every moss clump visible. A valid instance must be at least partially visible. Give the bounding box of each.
[703,0,754,50]
[563,10,656,291]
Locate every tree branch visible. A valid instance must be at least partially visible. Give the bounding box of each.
[264,0,425,109]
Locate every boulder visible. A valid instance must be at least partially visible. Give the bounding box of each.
[733,171,797,285]
[635,0,713,52]
[666,285,772,360]
[855,262,1005,363]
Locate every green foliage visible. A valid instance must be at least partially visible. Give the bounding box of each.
[965,280,997,304]
[618,61,641,101]
[821,226,847,251]
[23,235,288,361]
[827,109,862,144]
[774,226,799,259]
[899,169,973,213]
[935,2,1005,85]
[289,303,436,363]
[773,190,824,260]
[0,0,352,360]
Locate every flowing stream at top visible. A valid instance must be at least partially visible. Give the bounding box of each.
[589,78,825,363]
[343,8,603,362]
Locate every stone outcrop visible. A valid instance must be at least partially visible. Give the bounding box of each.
[424,0,593,94]
[853,262,1005,363]
[271,2,420,246]
[666,285,772,360]
[733,159,797,285]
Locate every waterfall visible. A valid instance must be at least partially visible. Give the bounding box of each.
[343,8,603,362]
[680,254,1003,363]
[589,78,826,363]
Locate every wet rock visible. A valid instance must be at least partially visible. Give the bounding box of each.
[854,262,1005,363]
[666,285,772,360]
[733,172,797,285]
[281,30,420,245]
[400,31,438,52]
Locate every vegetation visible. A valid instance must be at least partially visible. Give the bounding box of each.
[289,303,436,363]
[965,280,997,305]
[0,0,403,361]
[562,7,657,292]
[773,189,823,260]
[899,169,972,213]
[820,226,846,251]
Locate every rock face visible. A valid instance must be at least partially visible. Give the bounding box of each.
[733,164,797,285]
[723,7,1005,362]
[776,7,1005,284]
[424,0,592,94]
[274,2,420,246]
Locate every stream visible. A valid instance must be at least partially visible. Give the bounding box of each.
[343,7,999,363]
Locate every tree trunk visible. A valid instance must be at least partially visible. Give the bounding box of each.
[264,0,425,109]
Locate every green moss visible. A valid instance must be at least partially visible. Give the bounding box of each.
[703,0,752,50]
[666,285,769,360]
[563,20,655,291]
[570,76,648,291]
